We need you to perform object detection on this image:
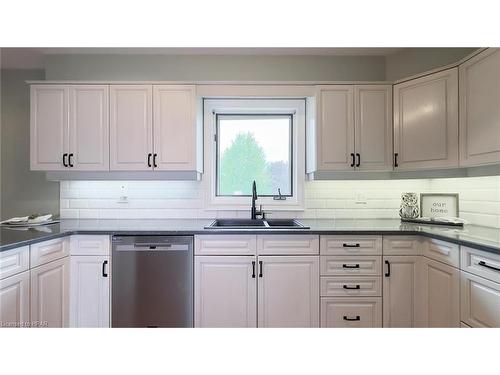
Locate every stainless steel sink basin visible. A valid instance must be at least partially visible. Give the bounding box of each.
[205,218,309,229]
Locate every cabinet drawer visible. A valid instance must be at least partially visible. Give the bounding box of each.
[460,271,500,328]
[195,235,256,255]
[257,235,319,255]
[0,246,30,280]
[461,246,500,283]
[321,297,382,327]
[30,237,69,267]
[70,235,110,256]
[422,238,459,267]
[320,276,381,297]
[320,235,382,255]
[383,236,422,255]
[320,256,381,276]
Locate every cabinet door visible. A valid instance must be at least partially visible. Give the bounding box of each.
[70,256,110,328]
[354,85,393,171]
[69,85,109,170]
[316,86,355,170]
[393,68,458,170]
[30,85,68,170]
[421,257,460,327]
[382,256,421,327]
[459,48,500,166]
[258,256,319,327]
[0,271,30,327]
[195,256,256,327]
[110,85,153,170]
[30,257,70,328]
[461,271,500,328]
[153,85,197,171]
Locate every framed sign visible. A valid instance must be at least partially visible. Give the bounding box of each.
[420,193,459,218]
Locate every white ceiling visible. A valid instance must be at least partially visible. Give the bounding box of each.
[1,47,404,69]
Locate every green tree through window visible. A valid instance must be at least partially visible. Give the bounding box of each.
[219,132,272,195]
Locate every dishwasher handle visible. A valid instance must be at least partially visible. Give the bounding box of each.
[114,243,190,252]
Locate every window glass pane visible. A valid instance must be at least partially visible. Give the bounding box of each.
[217,115,292,196]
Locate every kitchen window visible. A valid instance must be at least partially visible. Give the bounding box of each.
[203,98,305,210]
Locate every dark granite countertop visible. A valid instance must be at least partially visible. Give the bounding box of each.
[1,218,499,255]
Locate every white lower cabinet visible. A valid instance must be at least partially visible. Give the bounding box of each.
[0,271,30,327]
[30,257,70,327]
[195,256,257,328]
[382,256,421,327]
[460,271,500,327]
[321,297,382,327]
[258,256,319,328]
[420,257,460,327]
[70,256,110,328]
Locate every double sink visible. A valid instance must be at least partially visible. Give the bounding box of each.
[205,218,309,229]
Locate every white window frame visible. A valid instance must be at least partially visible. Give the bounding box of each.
[203,98,306,211]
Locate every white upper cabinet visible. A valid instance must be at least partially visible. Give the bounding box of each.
[30,85,68,170]
[69,86,109,170]
[153,85,198,171]
[393,68,459,170]
[354,85,393,171]
[31,84,109,171]
[315,85,355,171]
[110,85,153,171]
[459,48,500,166]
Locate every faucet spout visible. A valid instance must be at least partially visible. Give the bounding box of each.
[251,180,257,220]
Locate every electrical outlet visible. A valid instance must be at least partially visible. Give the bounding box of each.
[118,184,129,203]
[355,191,367,204]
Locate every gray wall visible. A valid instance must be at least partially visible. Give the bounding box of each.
[45,54,387,81]
[1,69,59,219]
[385,48,478,81]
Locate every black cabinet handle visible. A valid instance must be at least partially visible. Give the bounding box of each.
[478,261,500,272]
[394,153,399,168]
[385,260,391,277]
[68,153,74,167]
[147,153,152,168]
[63,153,68,167]
[356,153,360,167]
[251,261,256,278]
[153,153,158,168]
[102,260,108,277]
[259,260,263,278]
[350,153,355,167]
[342,264,360,269]
[343,316,361,321]
[343,243,360,248]
[343,285,360,290]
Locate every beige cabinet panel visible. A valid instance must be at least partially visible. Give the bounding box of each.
[0,271,30,327]
[316,86,355,170]
[394,68,458,170]
[321,297,382,328]
[354,85,393,171]
[194,256,257,327]
[69,85,109,170]
[320,235,382,256]
[30,85,68,170]
[258,256,319,327]
[194,235,256,256]
[383,256,421,327]
[460,48,500,166]
[153,85,197,171]
[421,257,460,327]
[110,85,153,170]
[30,257,70,328]
[461,271,500,328]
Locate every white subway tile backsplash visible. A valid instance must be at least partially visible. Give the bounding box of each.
[59,176,500,228]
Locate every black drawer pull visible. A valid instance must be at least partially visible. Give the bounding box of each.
[102,260,108,277]
[343,243,360,248]
[68,153,74,167]
[356,153,360,167]
[63,153,68,167]
[147,153,152,167]
[259,260,263,278]
[350,153,355,167]
[342,264,360,269]
[343,285,360,290]
[343,316,360,321]
[153,153,158,168]
[251,261,256,278]
[385,260,391,277]
[478,261,500,272]
[394,153,399,168]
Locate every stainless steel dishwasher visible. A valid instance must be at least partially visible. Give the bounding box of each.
[111,235,193,328]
